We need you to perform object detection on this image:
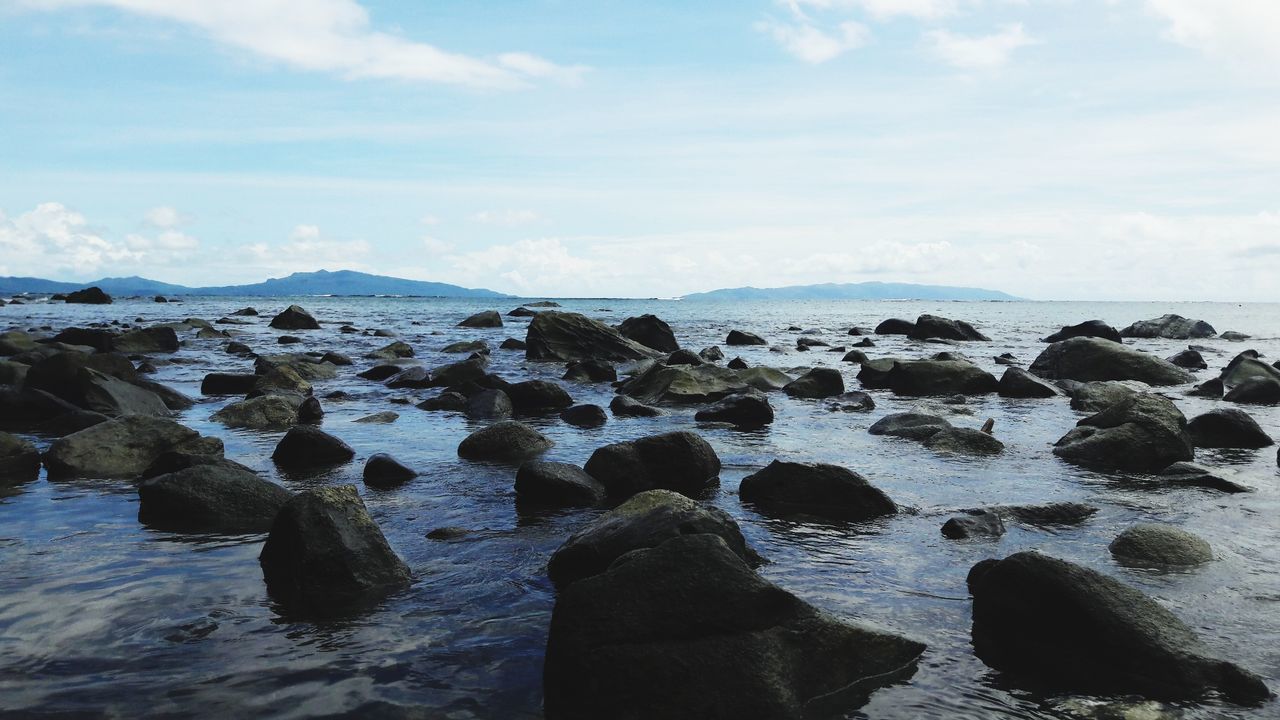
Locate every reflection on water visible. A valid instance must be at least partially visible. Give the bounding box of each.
[1,296,1278,718]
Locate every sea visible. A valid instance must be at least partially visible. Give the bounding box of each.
[1,296,1278,719]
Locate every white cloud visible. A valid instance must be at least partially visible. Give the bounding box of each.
[787,0,959,21]
[239,224,371,275]
[0,202,142,275]
[445,238,600,293]
[419,214,440,226]
[925,23,1036,68]
[421,236,454,254]
[143,205,184,228]
[1144,1,1280,69]
[757,19,869,63]
[21,0,586,89]
[471,209,541,227]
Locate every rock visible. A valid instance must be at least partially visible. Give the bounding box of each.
[499,337,527,350]
[1187,377,1224,398]
[783,367,845,398]
[561,404,607,428]
[259,485,411,615]
[725,329,767,346]
[694,392,774,427]
[1109,524,1213,567]
[425,355,492,388]
[1120,314,1216,340]
[43,416,222,479]
[1187,408,1273,448]
[276,335,303,345]
[841,350,868,364]
[998,366,1060,398]
[826,391,876,412]
[1053,393,1194,472]
[296,396,323,423]
[27,353,169,417]
[0,360,28,387]
[908,314,990,342]
[231,307,258,316]
[875,318,915,335]
[525,311,655,362]
[1220,331,1250,341]
[547,490,757,586]
[508,307,537,317]
[739,460,896,521]
[998,503,1099,526]
[457,420,553,462]
[201,373,258,395]
[1042,320,1122,343]
[922,427,1005,455]
[699,346,725,362]
[458,310,502,328]
[271,426,355,469]
[111,326,180,353]
[362,453,417,489]
[584,431,720,498]
[354,411,399,424]
[212,395,302,429]
[885,360,1000,396]
[665,348,705,365]
[968,552,1268,703]
[1157,461,1250,493]
[1030,337,1194,386]
[544,533,926,720]
[269,305,320,330]
[563,359,616,383]
[618,363,750,404]
[441,339,488,354]
[135,361,157,374]
[1219,356,1279,387]
[367,341,414,360]
[196,327,227,340]
[994,353,1018,365]
[1223,377,1280,405]
[371,329,395,337]
[254,354,338,381]
[504,380,573,414]
[796,337,828,349]
[249,365,312,399]
[942,509,1006,539]
[226,341,252,355]
[0,432,40,485]
[609,395,663,417]
[426,526,472,541]
[465,389,513,420]
[618,314,679,352]
[1167,349,1207,370]
[137,465,291,533]
[514,460,605,508]
[1059,380,1147,412]
[868,412,952,440]
[727,356,749,369]
[527,300,560,307]
[65,286,111,304]
[736,366,796,391]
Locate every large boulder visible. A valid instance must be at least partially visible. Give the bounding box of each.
[43,416,222,479]
[544,534,927,720]
[868,412,953,440]
[0,432,40,485]
[0,386,106,435]
[271,426,355,469]
[111,327,179,354]
[362,453,418,489]
[366,341,414,361]
[725,329,767,346]
[782,367,845,398]
[526,311,654,362]
[0,359,28,387]
[66,368,171,417]
[921,427,1004,456]
[1058,379,1147,412]
[1053,393,1194,472]
[609,395,663,418]
[201,373,258,395]
[1219,356,1280,388]
[1187,408,1273,449]
[967,552,1267,703]
[464,388,513,420]
[618,363,749,404]
[65,286,111,304]
[212,395,302,429]
[457,420,553,462]
[269,305,320,330]
[694,392,774,427]
[458,310,502,328]
[874,318,915,335]
[515,460,605,508]
[584,431,720,498]
[505,380,573,414]
[884,360,999,396]
[259,485,411,615]
[1108,524,1213,566]
[1223,377,1280,405]
[1157,461,1251,494]
[137,465,291,533]
[1120,314,1216,340]
[739,460,896,521]
[547,490,756,587]
[1043,320,1122,343]
[618,314,678,353]
[563,359,616,383]
[1167,349,1207,370]
[560,404,607,428]
[908,314,990,342]
[998,367,1060,398]
[1029,337,1194,386]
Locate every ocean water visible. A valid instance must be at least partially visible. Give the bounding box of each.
[1,296,1278,719]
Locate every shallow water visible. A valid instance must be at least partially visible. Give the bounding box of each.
[1,296,1278,719]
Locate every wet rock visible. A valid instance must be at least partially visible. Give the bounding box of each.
[1030,337,1194,386]
[201,373,258,395]
[922,427,1004,455]
[1054,394,1194,472]
[1187,377,1223,398]
[515,460,605,508]
[526,311,655,362]
[52,326,116,352]
[694,392,774,427]
[362,453,417,489]
[874,318,915,335]
[502,380,571,414]
[366,341,414,361]
[458,310,502,328]
[740,460,896,521]
[1219,355,1278,387]
[417,391,467,412]
[1187,408,1273,448]
[609,395,663,417]
[618,363,749,404]
[725,329,767,346]
[231,307,258,316]
[942,509,1006,539]
[1109,524,1213,567]
[1220,331,1250,341]
[424,356,491,388]
[358,363,410,382]
[998,367,1061,398]
[544,533,926,720]
[618,314,678,353]
[855,359,903,389]
[139,452,255,481]
[65,286,111,304]
[561,404,607,428]
[1223,377,1280,405]
[563,359,616,383]
[826,391,876,412]
[111,326,180,354]
[1043,320,1122,344]
[269,305,320,330]
[426,526,472,540]
[1120,314,1216,340]
[354,411,399,424]
[0,432,40,485]
[457,420,553,462]
[318,351,351,366]
[27,354,169,417]
[212,395,302,429]
[584,431,719,498]
[665,348,705,366]
[465,388,513,420]
[841,350,869,364]
[908,314,990,342]
[138,465,291,533]
[226,341,253,355]
[441,339,488,354]
[885,360,999,396]
[1058,380,1148,412]
[699,346,725,362]
[277,335,302,345]
[868,412,952,440]
[43,416,222,479]
[969,552,1268,703]
[783,367,845,398]
[249,365,312,399]
[1167,349,1207,370]
[508,307,537,317]
[998,503,1099,526]
[259,485,411,615]
[727,356,749,369]
[1157,461,1250,493]
[296,396,323,423]
[737,366,796,391]
[271,426,355,469]
[0,360,29,387]
[796,337,828,349]
[499,337,527,350]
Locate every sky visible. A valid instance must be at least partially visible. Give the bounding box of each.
[1,0,1278,300]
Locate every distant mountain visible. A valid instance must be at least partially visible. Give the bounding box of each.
[0,270,509,298]
[681,282,1022,301]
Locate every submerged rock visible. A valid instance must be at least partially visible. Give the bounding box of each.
[138,465,291,533]
[997,503,1099,526]
[584,431,720,498]
[212,395,302,429]
[942,509,1006,539]
[1031,338,1194,386]
[563,359,616,383]
[868,412,953,440]
[739,460,896,522]
[885,360,999,396]
[43,416,223,479]
[618,363,749,404]
[921,427,1004,456]
[1157,462,1250,494]
[1053,394,1194,472]
[457,420,553,462]
[560,404,608,428]
[1109,524,1213,567]
[1120,314,1216,340]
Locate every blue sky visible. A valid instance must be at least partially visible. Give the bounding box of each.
[1,1,1278,299]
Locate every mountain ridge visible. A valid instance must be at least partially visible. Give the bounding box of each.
[0,269,510,298]
[680,281,1022,301]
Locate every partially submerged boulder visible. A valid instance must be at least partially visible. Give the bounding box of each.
[515,460,605,508]
[618,363,749,404]
[782,367,845,398]
[111,326,180,354]
[0,432,40,485]
[458,310,502,328]
[694,392,774,427]
[65,286,111,304]
[43,416,222,479]
[269,305,320,330]
[212,395,302,429]
[1109,524,1213,567]
[526,311,654,362]
[1158,461,1251,494]
[884,360,999,396]
[725,329,767,346]
[362,453,417,489]
[998,367,1060,398]
[874,318,915,335]
[739,460,896,521]
[1223,377,1280,405]
[457,420,553,462]
[908,314,990,342]
[609,395,663,418]
[1167,349,1207,370]
[942,509,1006,539]
[138,465,291,533]
[1053,394,1194,472]
[271,426,355,469]
[618,314,678,352]
[505,380,574,414]
[1043,320,1122,344]
[562,359,616,383]
[560,404,608,428]
[921,427,1004,456]
[1030,337,1194,386]
[1187,408,1273,449]
[584,431,720,498]
[1120,314,1216,340]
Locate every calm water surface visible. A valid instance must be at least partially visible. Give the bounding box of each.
[1,297,1278,719]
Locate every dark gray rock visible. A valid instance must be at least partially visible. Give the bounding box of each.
[942,509,1005,539]
[65,286,111,304]
[506,380,573,414]
[441,339,489,354]
[561,404,607,428]
[508,307,537,317]
[230,307,258,316]
[271,426,355,469]
[1223,377,1280,405]
[1042,320,1122,344]
[699,346,724,362]
[111,326,179,354]
[362,453,417,489]
[968,552,1267,703]
[727,356,749,369]
[544,533,926,720]
[1219,356,1279,387]
[874,318,915,335]
[1158,461,1250,493]
[998,503,1099,526]
[618,363,749,404]
[458,310,502,328]
[43,416,222,479]
[138,465,290,533]
[1030,337,1194,386]
[826,391,876,412]
[465,388,513,420]
[1120,314,1216,340]
[212,395,302,429]
[922,427,1004,455]
[1187,408,1273,448]
[694,392,774,427]
[526,311,654,362]
[725,329,767,346]
[366,341,414,360]
[259,485,411,616]
[841,350,869,364]
[1187,377,1223,398]
[269,305,320,330]
[1053,393,1194,472]
[665,348,705,365]
[353,411,398,424]
[1059,379,1147,412]
[457,420,553,462]
[885,360,999,396]
[515,460,605,508]
[868,412,952,440]
[609,395,663,418]
[908,314,990,342]
[296,396,323,424]
[783,367,845,398]
[201,373,258,395]
[1109,524,1213,567]
[500,337,527,350]
[1167,349,1207,370]
[563,359,616,383]
[618,314,678,353]
[998,367,1060,398]
[739,460,896,521]
[417,391,467,412]
[0,432,40,485]
[584,431,719,498]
